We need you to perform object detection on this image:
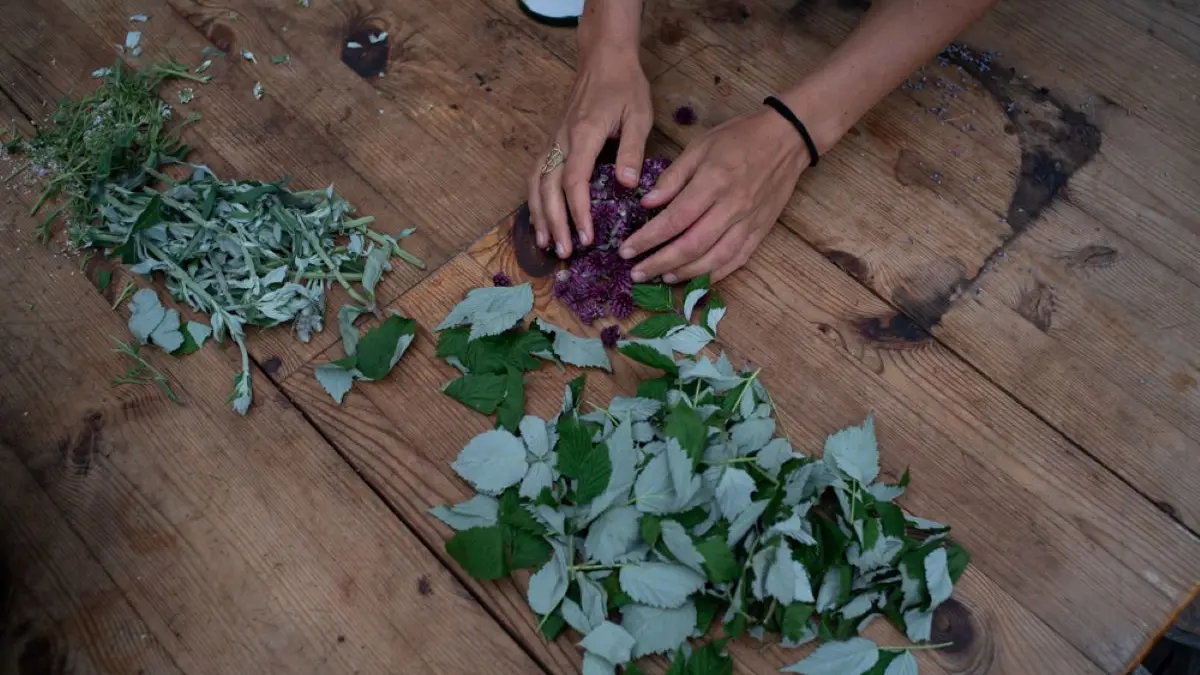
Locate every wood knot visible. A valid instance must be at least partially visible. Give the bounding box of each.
[932,598,974,652]
[1061,244,1119,269]
[930,598,995,674]
[341,19,390,78]
[853,314,932,348]
[822,248,871,284]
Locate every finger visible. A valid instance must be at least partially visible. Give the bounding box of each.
[615,110,652,188]
[527,170,549,249]
[713,220,771,281]
[641,145,703,209]
[564,126,607,247]
[664,220,746,282]
[630,199,737,282]
[621,177,716,261]
[541,162,573,258]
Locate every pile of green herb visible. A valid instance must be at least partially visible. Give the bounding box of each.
[430,278,968,675]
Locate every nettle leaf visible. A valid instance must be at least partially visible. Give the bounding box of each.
[682,274,710,321]
[536,319,612,371]
[946,540,971,584]
[445,526,507,580]
[824,413,880,485]
[436,283,535,340]
[314,363,357,404]
[620,602,697,658]
[555,414,594,478]
[781,603,816,642]
[715,467,756,521]
[659,520,706,575]
[924,547,954,610]
[451,429,528,495]
[619,563,706,608]
[618,341,680,376]
[429,495,499,531]
[630,313,689,339]
[528,543,569,615]
[633,283,674,312]
[578,621,635,665]
[443,373,508,414]
[585,505,641,563]
[782,637,879,675]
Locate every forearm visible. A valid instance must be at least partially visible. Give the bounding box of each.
[779,0,999,152]
[578,0,644,68]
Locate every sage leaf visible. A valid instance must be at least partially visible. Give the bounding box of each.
[451,429,528,495]
[127,288,166,343]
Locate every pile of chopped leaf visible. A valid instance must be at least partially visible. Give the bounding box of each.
[429,279,968,675]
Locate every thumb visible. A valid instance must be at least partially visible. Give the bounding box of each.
[615,110,652,188]
[641,147,701,208]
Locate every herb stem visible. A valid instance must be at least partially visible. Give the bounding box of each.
[881,642,954,652]
[569,563,622,572]
[365,228,425,270]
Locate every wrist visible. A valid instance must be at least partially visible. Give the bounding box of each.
[578,0,643,68]
[774,83,848,157]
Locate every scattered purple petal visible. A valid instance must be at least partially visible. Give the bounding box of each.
[491,271,513,287]
[600,325,621,348]
[673,105,698,126]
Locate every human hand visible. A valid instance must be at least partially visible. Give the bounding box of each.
[618,108,811,283]
[528,50,652,259]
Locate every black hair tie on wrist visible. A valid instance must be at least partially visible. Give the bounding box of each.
[763,96,820,168]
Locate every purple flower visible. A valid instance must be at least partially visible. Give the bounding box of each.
[491,271,513,287]
[600,325,621,348]
[673,105,698,126]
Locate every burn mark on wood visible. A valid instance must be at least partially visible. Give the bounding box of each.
[854,314,932,347]
[1061,244,1119,269]
[822,249,872,284]
[417,575,432,595]
[262,356,283,377]
[1016,281,1055,332]
[341,22,390,79]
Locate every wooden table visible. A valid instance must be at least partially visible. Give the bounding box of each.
[0,0,1196,673]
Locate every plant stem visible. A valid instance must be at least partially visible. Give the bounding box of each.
[570,563,622,572]
[881,642,954,652]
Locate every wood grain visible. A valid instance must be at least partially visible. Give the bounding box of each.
[0,165,544,675]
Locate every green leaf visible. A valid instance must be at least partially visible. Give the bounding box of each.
[450,429,528,495]
[575,443,614,505]
[632,283,674,312]
[354,314,417,380]
[554,414,593,479]
[494,366,524,433]
[499,487,546,534]
[131,194,164,233]
[824,413,880,485]
[443,372,508,414]
[664,405,706,462]
[579,621,636,665]
[640,514,662,549]
[619,563,706,609]
[96,269,113,292]
[682,274,710,321]
[862,517,881,551]
[445,526,507,580]
[567,374,587,409]
[781,603,815,642]
[536,318,612,371]
[687,638,732,675]
[724,613,747,639]
[946,540,970,584]
[507,527,552,570]
[924,547,953,609]
[539,610,566,641]
[620,602,697,658]
[875,502,907,538]
[694,594,722,635]
[781,637,879,675]
[619,341,680,375]
[630,313,689,339]
[637,375,673,402]
[702,291,727,335]
[527,545,569,615]
[507,328,552,371]
[695,537,739,583]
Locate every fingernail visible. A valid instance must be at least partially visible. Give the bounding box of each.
[644,189,660,202]
[556,242,567,258]
[631,269,647,282]
[663,273,677,283]
[536,232,547,248]
[579,232,592,246]
[621,167,637,182]
[619,247,635,259]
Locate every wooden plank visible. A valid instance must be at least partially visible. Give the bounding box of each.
[0,441,183,675]
[0,0,446,382]
[0,170,544,674]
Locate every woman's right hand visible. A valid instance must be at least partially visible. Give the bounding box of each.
[528,25,652,259]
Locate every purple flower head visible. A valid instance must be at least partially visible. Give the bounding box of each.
[491,271,513,287]
[600,325,621,348]
[673,105,698,126]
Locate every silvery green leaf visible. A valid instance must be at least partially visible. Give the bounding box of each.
[726,499,768,548]
[186,321,211,348]
[580,574,608,626]
[899,561,922,611]
[387,332,416,371]
[793,561,815,602]
[314,363,356,404]
[607,396,661,421]
[756,438,794,477]
[848,536,903,571]
[780,620,818,648]
[450,429,528,495]
[150,309,184,353]
[230,370,253,415]
[924,547,954,610]
[665,439,701,509]
[527,543,568,615]
[682,288,708,321]
[769,512,817,546]
[578,621,635,665]
[436,284,534,340]
[724,576,746,624]
[125,31,141,49]
[664,325,712,355]
[678,357,741,392]
[587,418,638,521]
[362,246,389,298]
[348,233,365,255]
[519,462,554,499]
[585,505,641,563]
[659,520,705,575]
[905,513,949,532]
[749,546,772,600]
[617,337,674,359]
[581,653,615,675]
[904,609,933,642]
[428,495,499,531]
[823,413,880,485]
[867,481,905,502]
[634,454,675,514]
[618,563,705,609]
[519,415,550,457]
[335,305,367,356]
[738,383,757,419]
[693,503,720,537]
[764,543,800,604]
[715,467,755,521]
[715,352,735,377]
[705,306,727,335]
[261,265,289,287]
[620,602,697,658]
[642,439,666,456]
[781,637,879,675]
[839,592,880,619]
[536,319,612,371]
[128,288,166,343]
[885,652,918,675]
[532,505,565,537]
[815,566,843,612]
[562,599,593,635]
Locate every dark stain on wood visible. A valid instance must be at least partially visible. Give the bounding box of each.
[62,411,104,477]
[822,249,872,284]
[341,25,389,79]
[417,575,432,595]
[1169,372,1198,392]
[1062,244,1119,269]
[262,356,283,377]
[208,24,234,55]
[931,598,974,652]
[336,634,346,644]
[1016,281,1055,332]
[1155,499,1181,520]
[893,149,942,189]
[854,314,932,347]
[657,17,685,45]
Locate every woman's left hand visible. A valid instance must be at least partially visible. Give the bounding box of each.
[618,108,811,283]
